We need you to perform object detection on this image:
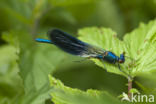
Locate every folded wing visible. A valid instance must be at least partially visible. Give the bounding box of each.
[48,29,105,57]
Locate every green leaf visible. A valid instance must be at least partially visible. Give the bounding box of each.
[129,88,139,94]
[0,45,23,104]
[18,33,65,104]
[2,32,19,48]
[123,20,156,76]
[2,30,65,104]
[78,27,127,77]
[0,45,18,70]
[78,20,156,78]
[123,21,156,61]
[49,75,128,104]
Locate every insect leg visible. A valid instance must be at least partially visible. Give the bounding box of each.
[117,63,129,76]
[103,63,107,71]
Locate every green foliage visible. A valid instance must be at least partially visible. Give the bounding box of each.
[129,88,139,94]
[2,30,65,104]
[78,28,126,76]
[1,17,156,104]
[0,0,156,104]
[49,76,128,104]
[78,20,156,78]
[0,45,23,104]
[48,20,156,104]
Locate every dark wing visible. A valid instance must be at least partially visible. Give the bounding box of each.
[48,29,105,57]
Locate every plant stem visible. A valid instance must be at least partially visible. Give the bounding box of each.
[128,76,132,99]
[31,7,50,37]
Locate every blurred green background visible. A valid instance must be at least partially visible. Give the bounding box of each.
[0,0,156,104]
